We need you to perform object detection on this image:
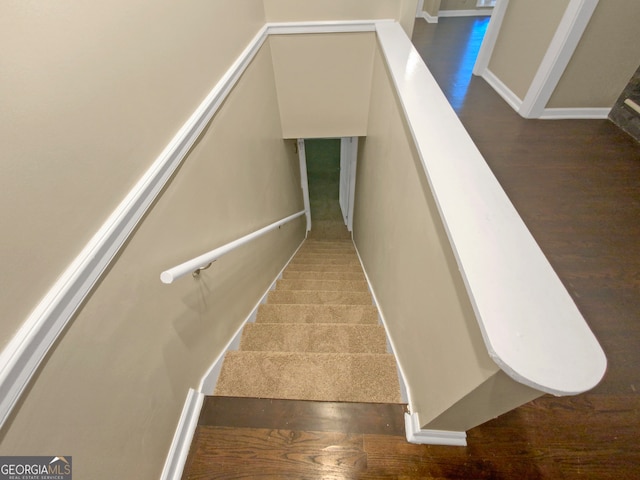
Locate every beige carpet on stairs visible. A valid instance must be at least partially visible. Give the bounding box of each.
[215,139,401,403]
[214,226,403,404]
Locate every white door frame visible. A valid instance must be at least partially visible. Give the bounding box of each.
[297,139,311,233]
[474,0,600,118]
[339,137,358,232]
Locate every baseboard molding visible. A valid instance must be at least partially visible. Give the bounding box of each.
[540,107,611,119]
[420,12,439,23]
[480,71,609,120]
[439,9,493,17]
[352,242,409,405]
[404,412,467,446]
[198,237,306,393]
[160,389,204,480]
[482,68,524,113]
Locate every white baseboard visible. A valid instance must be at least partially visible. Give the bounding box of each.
[540,107,611,119]
[198,237,306,393]
[480,70,610,120]
[404,412,467,446]
[481,68,524,113]
[439,9,493,17]
[420,12,439,23]
[352,242,409,405]
[160,389,204,480]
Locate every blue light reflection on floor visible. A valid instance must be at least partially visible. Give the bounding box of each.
[448,18,489,112]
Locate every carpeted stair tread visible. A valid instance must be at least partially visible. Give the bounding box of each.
[298,244,356,253]
[282,270,365,281]
[214,351,402,403]
[239,323,388,353]
[285,263,363,273]
[290,253,361,265]
[267,290,373,305]
[276,279,369,292]
[303,239,354,247]
[307,221,352,240]
[256,304,379,324]
[296,248,356,256]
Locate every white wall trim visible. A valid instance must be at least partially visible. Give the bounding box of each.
[520,0,600,118]
[482,68,523,112]
[438,9,493,17]
[416,0,425,17]
[473,0,509,76]
[160,389,204,480]
[420,11,439,23]
[353,242,410,406]
[404,412,467,446]
[198,238,306,393]
[267,20,382,35]
[0,25,270,431]
[540,107,610,119]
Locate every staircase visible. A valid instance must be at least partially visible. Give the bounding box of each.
[214,227,402,404]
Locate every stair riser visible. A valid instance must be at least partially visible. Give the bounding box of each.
[282,271,365,281]
[256,304,379,324]
[267,291,373,305]
[239,324,388,354]
[291,258,361,266]
[285,264,364,273]
[276,279,370,292]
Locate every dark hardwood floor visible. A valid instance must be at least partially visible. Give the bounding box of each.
[182,18,640,479]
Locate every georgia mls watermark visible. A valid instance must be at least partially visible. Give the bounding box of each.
[0,457,71,480]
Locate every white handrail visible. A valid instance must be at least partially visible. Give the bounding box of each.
[160,210,305,284]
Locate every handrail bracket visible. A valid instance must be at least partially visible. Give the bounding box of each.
[192,261,215,278]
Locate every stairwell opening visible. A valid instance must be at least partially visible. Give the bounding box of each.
[212,137,404,404]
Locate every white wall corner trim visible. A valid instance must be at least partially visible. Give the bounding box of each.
[482,68,523,112]
[540,107,611,119]
[0,25,270,431]
[438,9,493,18]
[473,0,509,76]
[404,412,467,446]
[519,0,600,118]
[421,11,439,23]
[160,389,204,480]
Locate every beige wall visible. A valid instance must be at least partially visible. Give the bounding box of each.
[0,34,305,480]
[270,33,376,138]
[488,0,570,100]
[441,0,482,10]
[547,0,640,108]
[423,0,442,16]
[0,0,267,353]
[399,0,421,36]
[354,45,504,428]
[263,0,418,36]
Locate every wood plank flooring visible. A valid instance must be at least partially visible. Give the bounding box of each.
[183,18,640,479]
